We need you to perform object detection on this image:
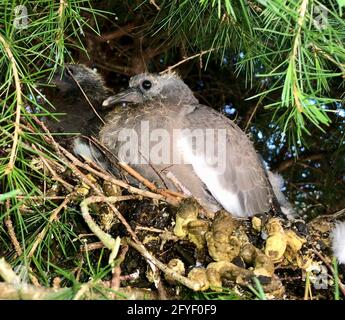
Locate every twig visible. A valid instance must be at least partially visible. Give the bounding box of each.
[118,162,158,191]
[135,225,165,233]
[80,195,141,242]
[0,34,23,175]
[96,22,136,42]
[290,0,309,113]
[32,144,74,192]
[119,271,140,282]
[80,197,202,291]
[150,262,168,300]
[126,237,202,291]
[245,100,261,132]
[309,208,345,222]
[160,48,217,74]
[304,271,313,300]
[310,43,345,77]
[73,282,94,300]
[149,0,160,11]
[118,162,184,203]
[0,258,20,283]
[312,248,345,298]
[59,144,169,203]
[4,217,22,257]
[165,171,192,196]
[65,66,105,125]
[58,0,67,17]
[16,195,67,200]
[273,152,325,172]
[80,241,105,252]
[138,150,169,188]
[111,244,129,291]
[28,269,41,288]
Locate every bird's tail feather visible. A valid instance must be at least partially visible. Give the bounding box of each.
[267,171,296,220]
[331,221,345,265]
[72,137,109,170]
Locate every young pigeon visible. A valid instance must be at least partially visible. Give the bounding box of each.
[100,72,280,217]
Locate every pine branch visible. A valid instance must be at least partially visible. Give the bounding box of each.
[0,34,23,175]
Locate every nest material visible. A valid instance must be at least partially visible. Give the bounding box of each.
[1,120,344,300]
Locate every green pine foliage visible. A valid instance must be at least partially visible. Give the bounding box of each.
[0,0,112,293]
[153,0,345,142]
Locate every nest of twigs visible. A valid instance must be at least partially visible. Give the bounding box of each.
[0,117,344,300]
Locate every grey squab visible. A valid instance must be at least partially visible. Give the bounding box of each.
[96,72,290,218]
[43,65,345,263]
[42,64,127,178]
[43,64,112,135]
[43,66,291,218]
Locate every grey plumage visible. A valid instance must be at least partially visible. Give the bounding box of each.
[44,64,112,135]
[100,72,278,217]
[44,66,291,218]
[267,171,295,219]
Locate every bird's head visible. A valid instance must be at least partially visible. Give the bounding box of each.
[102,72,198,107]
[49,64,111,102]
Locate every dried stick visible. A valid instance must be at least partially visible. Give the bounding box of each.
[32,144,74,192]
[80,241,105,252]
[0,258,21,283]
[161,48,217,74]
[309,208,345,222]
[135,225,165,233]
[0,258,158,299]
[126,237,202,291]
[118,162,184,202]
[59,145,170,203]
[80,195,141,242]
[245,99,262,132]
[312,248,345,298]
[4,217,22,257]
[111,244,129,291]
[65,66,105,125]
[80,196,202,291]
[96,22,136,42]
[118,162,157,191]
[165,171,192,196]
[0,34,23,175]
[149,0,160,10]
[16,196,67,200]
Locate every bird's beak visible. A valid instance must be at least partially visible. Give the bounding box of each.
[102,87,143,108]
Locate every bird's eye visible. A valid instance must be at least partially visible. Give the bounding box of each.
[142,80,152,90]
